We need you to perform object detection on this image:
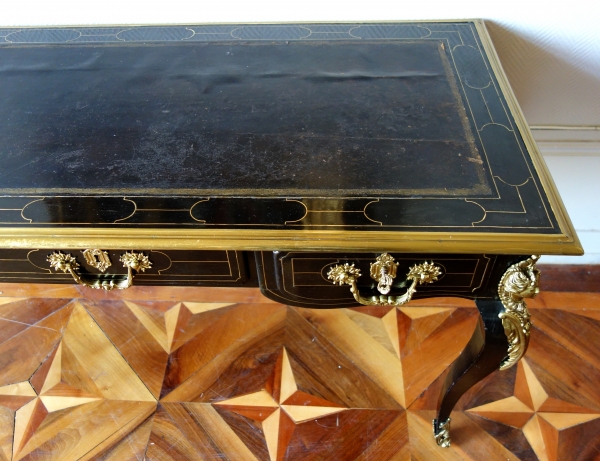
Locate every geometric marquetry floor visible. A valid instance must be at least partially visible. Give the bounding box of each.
[0,284,599,461]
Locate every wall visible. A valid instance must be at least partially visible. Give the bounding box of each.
[2,0,599,263]
[535,136,600,264]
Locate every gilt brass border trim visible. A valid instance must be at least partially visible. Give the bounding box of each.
[473,20,582,255]
[0,228,582,254]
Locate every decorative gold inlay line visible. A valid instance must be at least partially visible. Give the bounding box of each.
[498,255,540,370]
[188,199,210,223]
[20,198,45,223]
[112,198,138,223]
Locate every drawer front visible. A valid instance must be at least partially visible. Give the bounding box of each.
[0,249,252,286]
[257,251,496,308]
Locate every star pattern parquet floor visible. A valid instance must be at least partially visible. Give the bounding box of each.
[0,284,599,460]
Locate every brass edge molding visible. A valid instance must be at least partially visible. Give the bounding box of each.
[498,255,540,370]
[0,228,582,254]
[474,21,582,254]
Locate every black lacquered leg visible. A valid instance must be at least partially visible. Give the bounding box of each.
[432,298,508,447]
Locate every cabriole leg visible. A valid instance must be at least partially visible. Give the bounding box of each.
[432,255,541,447]
[433,298,508,447]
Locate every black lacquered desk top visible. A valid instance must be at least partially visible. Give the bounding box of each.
[0,21,582,255]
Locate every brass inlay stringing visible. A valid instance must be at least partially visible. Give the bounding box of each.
[498,255,540,370]
[82,249,112,272]
[433,418,451,448]
[47,251,152,290]
[327,253,442,306]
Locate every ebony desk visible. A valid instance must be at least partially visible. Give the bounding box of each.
[0,21,582,447]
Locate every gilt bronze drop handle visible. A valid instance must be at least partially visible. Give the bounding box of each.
[47,250,151,290]
[327,253,442,306]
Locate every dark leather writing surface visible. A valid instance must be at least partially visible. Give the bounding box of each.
[1,40,486,195]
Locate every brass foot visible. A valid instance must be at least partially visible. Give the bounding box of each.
[433,417,451,448]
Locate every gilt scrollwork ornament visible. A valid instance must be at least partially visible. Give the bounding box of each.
[498,255,540,371]
[327,254,442,306]
[119,251,152,273]
[433,418,451,448]
[370,253,398,294]
[47,251,151,290]
[82,248,112,272]
[48,252,79,273]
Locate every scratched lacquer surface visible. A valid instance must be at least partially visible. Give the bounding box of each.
[0,285,599,460]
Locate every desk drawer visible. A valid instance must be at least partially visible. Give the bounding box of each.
[0,249,251,287]
[257,251,496,308]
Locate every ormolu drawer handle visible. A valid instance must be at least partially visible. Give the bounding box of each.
[47,251,151,290]
[327,253,442,306]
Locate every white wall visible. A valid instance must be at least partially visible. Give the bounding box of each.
[2,0,599,264]
[535,135,600,265]
[542,157,599,264]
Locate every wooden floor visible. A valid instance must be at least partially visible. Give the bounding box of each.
[0,283,599,461]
